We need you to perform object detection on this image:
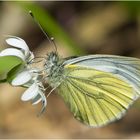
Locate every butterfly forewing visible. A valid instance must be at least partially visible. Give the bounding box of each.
[58,65,137,127]
[63,55,140,97]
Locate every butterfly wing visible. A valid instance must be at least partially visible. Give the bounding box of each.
[58,65,137,127]
[63,55,140,97]
[57,55,140,127]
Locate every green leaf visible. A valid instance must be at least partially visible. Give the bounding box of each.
[121,1,140,18]
[7,63,24,83]
[0,56,24,82]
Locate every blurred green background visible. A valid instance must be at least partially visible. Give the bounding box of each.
[0,1,140,139]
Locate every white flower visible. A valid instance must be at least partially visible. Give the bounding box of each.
[0,36,47,113]
[21,81,47,114]
[11,70,32,86]
[11,68,39,86]
[21,82,39,101]
[0,48,26,61]
[1,36,35,87]
[0,36,34,63]
[6,36,29,56]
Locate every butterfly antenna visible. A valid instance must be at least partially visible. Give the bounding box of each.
[29,11,57,53]
[50,37,58,54]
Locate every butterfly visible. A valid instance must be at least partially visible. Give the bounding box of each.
[44,52,140,127]
[2,36,139,127]
[1,11,140,128]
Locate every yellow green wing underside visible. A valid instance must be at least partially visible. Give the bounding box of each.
[58,65,137,127]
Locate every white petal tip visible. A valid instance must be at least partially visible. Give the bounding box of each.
[21,83,39,101]
[11,70,32,86]
[0,48,25,61]
[6,37,29,56]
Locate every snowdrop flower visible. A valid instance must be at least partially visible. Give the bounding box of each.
[0,36,47,114]
[12,67,47,112]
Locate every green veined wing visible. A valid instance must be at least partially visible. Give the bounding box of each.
[58,65,137,127]
[63,55,140,97]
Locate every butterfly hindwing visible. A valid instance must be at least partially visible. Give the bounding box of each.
[58,65,137,127]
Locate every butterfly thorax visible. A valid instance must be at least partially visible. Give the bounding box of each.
[44,52,65,87]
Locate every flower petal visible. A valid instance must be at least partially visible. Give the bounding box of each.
[21,82,39,101]
[38,91,47,115]
[27,52,34,62]
[0,48,25,61]
[6,37,29,56]
[32,94,42,105]
[11,70,32,86]
[28,69,39,81]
